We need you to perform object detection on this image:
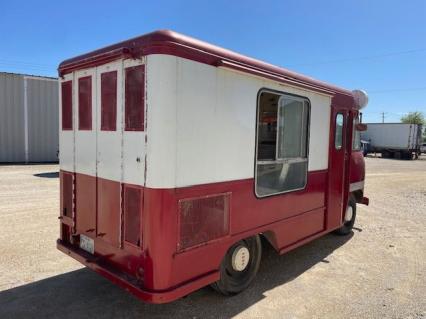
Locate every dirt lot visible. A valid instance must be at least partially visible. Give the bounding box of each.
[0,157,425,319]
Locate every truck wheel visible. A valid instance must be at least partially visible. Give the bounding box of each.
[211,235,262,296]
[334,197,356,236]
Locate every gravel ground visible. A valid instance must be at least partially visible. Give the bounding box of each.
[0,156,425,319]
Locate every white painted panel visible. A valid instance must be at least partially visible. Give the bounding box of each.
[305,92,331,171]
[75,68,97,177]
[96,61,123,182]
[145,55,331,188]
[174,61,259,187]
[145,55,177,188]
[59,73,74,172]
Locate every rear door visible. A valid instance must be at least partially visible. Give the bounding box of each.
[327,107,350,229]
[74,58,146,248]
[74,68,97,238]
[95,61,123,247]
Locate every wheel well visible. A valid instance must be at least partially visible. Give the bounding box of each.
[261,231,280,252]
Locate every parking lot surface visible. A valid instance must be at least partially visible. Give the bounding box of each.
[0,157,425,318]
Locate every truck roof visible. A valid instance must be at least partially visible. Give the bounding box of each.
[58,29,353,97]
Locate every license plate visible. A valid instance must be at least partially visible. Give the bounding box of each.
[80,234,94,254]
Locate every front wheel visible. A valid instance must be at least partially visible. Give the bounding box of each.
[211,235,262,296]
[334,197,356,236]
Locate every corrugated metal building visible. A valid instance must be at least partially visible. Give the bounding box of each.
[0,72,59,163]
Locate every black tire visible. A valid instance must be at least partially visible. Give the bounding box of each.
[334,197,356,236]
[211,235,262,296]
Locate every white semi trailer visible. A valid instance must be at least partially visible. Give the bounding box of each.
[361,123,423,159]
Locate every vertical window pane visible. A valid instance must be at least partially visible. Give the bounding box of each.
[335,114,344,149]
[61,81,72,130]
[101,71,117,131]
[277,99,308,159]
[352,116,361,150]
[78,76,92,130]
[125,65,145,131]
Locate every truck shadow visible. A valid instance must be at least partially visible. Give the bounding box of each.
[0,233,353,319]
[33,172,59,178]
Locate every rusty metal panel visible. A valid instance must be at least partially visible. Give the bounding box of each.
[178,193,230,251]
[0,73,25,162]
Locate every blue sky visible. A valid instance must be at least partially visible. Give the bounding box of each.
[1,0,425,123]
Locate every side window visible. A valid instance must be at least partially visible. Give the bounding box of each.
[255,91,310,197]
[61,81,73,130]
[352,115,361,150]
[101,71,117,131]
[335,114,344,149]
[78,76,92,130]
[125,65,145,131]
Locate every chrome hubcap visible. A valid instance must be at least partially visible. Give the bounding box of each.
[345,205,353,222]
[231,245,250,271]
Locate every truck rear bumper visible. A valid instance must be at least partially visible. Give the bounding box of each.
[360,196,369,206]
[57,239,219,304]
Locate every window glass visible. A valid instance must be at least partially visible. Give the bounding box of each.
[78,76,92,130]
[255,91,310,197]
[125,65,145,131]
[352,115,361,150]
[335,114,344,149]
[61,81,72,130]
[101,71,117,131]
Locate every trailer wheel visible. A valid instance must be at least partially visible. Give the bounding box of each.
[211,235,262,296]
[334,197,356,236]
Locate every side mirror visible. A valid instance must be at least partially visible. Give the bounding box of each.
[356,123,367,131]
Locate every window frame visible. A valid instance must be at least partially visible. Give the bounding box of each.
[254,88,311,198]
[124,65,145,131]
[61,80,73,130]
[352,114,361,151]
[100,70,118,131]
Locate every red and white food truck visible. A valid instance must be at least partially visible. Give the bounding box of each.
[57,30,369,303]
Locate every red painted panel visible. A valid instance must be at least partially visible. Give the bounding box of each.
[60,171,73,218]
[61,81,72,130]
[125,65,145,131]
[142,170,327,290]
[350,151,365,183]
[267,208,324,248]
[61,170,328,295]
[124,185,142,246]
[78,76,92,130]
[75,173,96,237]
[100,71,117,131]
[178,193,230,251]
[97,178,120,246]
